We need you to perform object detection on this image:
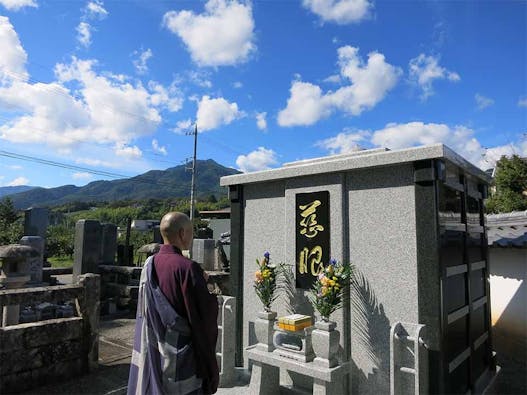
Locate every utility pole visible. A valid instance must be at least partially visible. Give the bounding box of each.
[189,123,198,222]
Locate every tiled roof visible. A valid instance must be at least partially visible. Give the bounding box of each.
[486,211,527,248]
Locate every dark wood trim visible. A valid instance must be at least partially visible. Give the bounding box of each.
[229,184,244,367]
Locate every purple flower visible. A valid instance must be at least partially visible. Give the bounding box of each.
[264,251,270,259]
[329,258,337,266]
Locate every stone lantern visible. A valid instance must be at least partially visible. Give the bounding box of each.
[0,244,37,326]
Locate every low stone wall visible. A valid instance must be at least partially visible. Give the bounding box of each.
[98,265,232,314]
[42,266,73,285]
[0,274,100,393]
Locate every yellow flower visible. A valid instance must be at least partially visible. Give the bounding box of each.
[321,286,329,296]
[329,280,336,287]
[262,269,271,278]
[255,270,263,282]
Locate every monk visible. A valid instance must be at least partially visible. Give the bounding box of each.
[128,212,219,394]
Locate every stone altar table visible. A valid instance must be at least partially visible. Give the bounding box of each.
[247,345,350,395]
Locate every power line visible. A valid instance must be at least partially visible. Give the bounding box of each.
[0,149,192,190]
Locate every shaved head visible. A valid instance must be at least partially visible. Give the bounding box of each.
[160,212,193,249]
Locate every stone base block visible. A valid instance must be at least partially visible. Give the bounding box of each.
[249,361,280,395]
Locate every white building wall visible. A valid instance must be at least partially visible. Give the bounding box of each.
[489,248,526,337]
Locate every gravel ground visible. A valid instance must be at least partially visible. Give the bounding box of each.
[486,327,527,395]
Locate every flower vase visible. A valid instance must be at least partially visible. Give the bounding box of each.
[255,311,277,352]
[311,320,340,368]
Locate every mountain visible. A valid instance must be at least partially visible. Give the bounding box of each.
[0,185,36,199]
[7,160,240,209]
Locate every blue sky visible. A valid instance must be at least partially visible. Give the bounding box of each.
[0,0,525,188]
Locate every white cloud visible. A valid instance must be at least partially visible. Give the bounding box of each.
[114,144,142,159]
[196,95,243,131]
[256,112,267,130]
[163,0,256,67]
[8,164,22,170]
[233,81,243,89]
[152,139,167,156]
[518,96,527,108]
[0,16,28,84]
[75,157,119,168]
[408,54,460,100]
[278,46,401,126]
[76,22,92,48]
[0,24,181,159]
[315,129,369,154]
[132,48,153,75]
[475,93,494,110]
[173,118,193,134]
[0,0,37,11]
[72,172,93,180]
[186,70,212,88]
[147,80,183,112]
[317,122,527,171]
[323,74,342,84]
[6,176,29,186]
[85,0,108,19]
[76,1,108,49]
[236,147,278,172]
[370,122,519,170]
[303,0,373,25]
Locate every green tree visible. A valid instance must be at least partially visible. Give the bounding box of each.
[486,155,527,213]
[0,197,23,245]
[46,225,74,258]
[0,197,18,228]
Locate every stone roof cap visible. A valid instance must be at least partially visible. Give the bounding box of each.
[220,144,491,187]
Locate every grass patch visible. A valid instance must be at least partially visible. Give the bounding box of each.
[47,256,74,268]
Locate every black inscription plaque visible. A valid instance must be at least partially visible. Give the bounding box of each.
[295,191,330,289]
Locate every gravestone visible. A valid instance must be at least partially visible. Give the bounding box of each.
[24,208,49,240]
[19,236,44,283]
[73,220,102,281]
[192,239,216,271]
[100,223,117,265]
[153,225,162,244]
[220,144,496,395]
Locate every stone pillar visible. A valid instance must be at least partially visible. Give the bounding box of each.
[100,224,117,265]
[218,296,237,386]
[78,273,100,371]
[73,220,102,281]
[248,361,280,395]
[192,239,216,271]
[153,226,162,244]
[19,236,44,284]
[24,208,49,239]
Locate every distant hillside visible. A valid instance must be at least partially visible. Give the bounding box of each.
[8,160,240,209]
[0,185,36,199]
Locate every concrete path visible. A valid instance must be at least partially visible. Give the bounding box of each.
[22,315,253,395]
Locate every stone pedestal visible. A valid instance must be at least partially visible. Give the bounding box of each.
[249,360,280,395]
[19,236,44,283]
[312,320,340,368]
[0,261,31,326]
[192,239,216,271]
[73,220,102,281]
[313,377,345,395]
[100,224,117,265]
[255,311,276,352]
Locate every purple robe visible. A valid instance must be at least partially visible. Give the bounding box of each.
[127,247,218,394]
